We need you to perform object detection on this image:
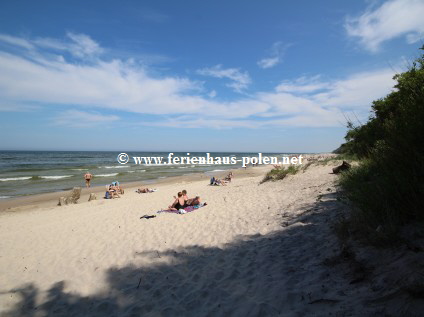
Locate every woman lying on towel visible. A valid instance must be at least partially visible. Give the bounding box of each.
[136,187,157,193]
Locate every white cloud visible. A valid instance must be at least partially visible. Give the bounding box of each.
[345,0,424,52]
[0,33,399,129]
[208,90,217,98]
[0,102,40,112]
[257,42,290,69]
[406,32,422,44]
[274,69,396,119]
[196,64,251,93]
[258,57,280,69]
[311,69,396,108]
[30,32,104,58]
[54,110,119,128]
[65,32,103,57]
[0,32,104,60]
[276,70,396,110]
[141,67,397,129]
[0,42,265,118]
[0,34,34,50]
[276,76,329,93]
[143,117,257,129]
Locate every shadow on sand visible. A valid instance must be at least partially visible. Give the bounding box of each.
[2,193,422,316]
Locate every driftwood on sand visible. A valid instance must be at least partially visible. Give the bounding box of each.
[58,187,82,206]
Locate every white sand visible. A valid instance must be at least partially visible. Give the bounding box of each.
[0,157,422,316]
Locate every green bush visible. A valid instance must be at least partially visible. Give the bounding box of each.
[338,47,424,241]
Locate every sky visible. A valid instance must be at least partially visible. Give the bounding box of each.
[0,0,423,152]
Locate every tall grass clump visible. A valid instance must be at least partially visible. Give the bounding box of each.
[260,165,299,184]
[338,47,424,242]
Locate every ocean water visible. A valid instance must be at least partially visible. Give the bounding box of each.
[0,151,287,198]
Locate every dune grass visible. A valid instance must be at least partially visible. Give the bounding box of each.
[260,165,299,184]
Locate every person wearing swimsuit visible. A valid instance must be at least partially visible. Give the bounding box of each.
[84,172,93,188]
[182,189,201,206]
[169,192,188,210]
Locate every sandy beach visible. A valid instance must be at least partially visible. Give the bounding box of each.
[3,1,424,315]
[0,156,422,316]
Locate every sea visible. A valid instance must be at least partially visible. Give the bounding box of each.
[0,151,289,199]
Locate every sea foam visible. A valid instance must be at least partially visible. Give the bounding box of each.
[0,177,32,182]
[40,175,73,180]
[96,173,119,177]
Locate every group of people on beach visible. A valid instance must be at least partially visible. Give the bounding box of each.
[140,171,234,210]
[85,170,234,205]
[210,171,233,186]
[165,171,234,211]
[106,182,124,199]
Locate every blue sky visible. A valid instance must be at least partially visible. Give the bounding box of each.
[0,0,423,152]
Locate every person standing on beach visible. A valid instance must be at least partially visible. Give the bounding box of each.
[84,172,93,188]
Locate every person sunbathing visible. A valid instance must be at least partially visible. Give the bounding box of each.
[189,195,201,206]
[112,181,124,194]
[181,189,201,206]
[137,187,156,193]
[107,184,120,198]
[214,178,227,186]
[181,189,189,202]
[168,192,188,210]
[224,172,233,182]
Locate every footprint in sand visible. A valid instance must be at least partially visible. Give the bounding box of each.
[200,290,209,298]
[96,301,113,313]
[153,289,162,298]
[192,272,200,282]
[214,270,225,281]
[228,268,240,279]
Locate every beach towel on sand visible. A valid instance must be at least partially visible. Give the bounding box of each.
[157,203,206,214]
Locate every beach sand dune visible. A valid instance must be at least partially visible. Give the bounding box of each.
[0,160,422,316]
